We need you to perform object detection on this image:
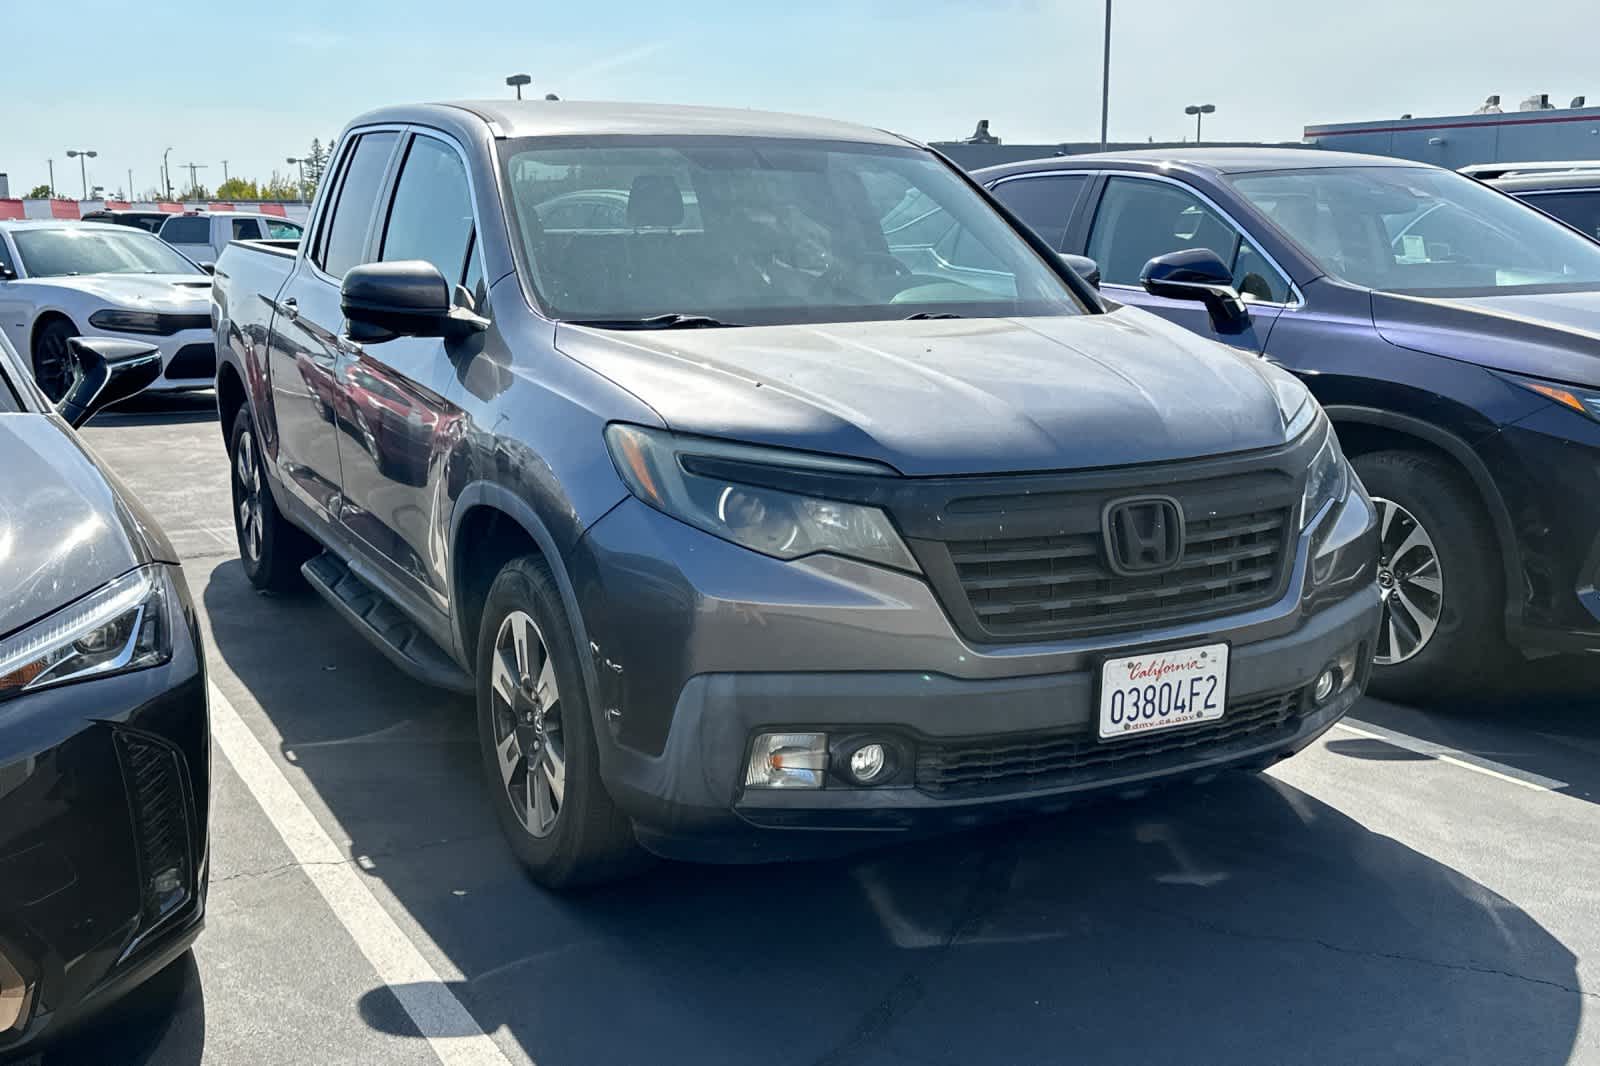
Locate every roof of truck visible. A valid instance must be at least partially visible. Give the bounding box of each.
[349,99,912,147]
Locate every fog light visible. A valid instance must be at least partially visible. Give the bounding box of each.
[1313,669,1337,703]
[849,743,888,784]
[745,732,828,789]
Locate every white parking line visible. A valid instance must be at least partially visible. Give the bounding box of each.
[1335,719,1568,792]
[208,681,515,1066]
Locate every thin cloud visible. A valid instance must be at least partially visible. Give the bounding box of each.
[567,39,675,82]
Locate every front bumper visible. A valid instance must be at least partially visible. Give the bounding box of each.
[0,578,209,1057]
[83,324,214,391]
[571,488,1380,862]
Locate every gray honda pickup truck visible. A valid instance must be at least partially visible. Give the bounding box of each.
[211,100,1380,886]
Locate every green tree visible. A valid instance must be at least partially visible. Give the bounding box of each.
[25,183,50,198]
[215,177,261,201]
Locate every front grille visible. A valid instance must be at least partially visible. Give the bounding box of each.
[949,508,1290,640]
[916,686,1305,797]
[114,731,193,925]
[163,342,216,380]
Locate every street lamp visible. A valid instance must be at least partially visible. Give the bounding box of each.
[506,73,532,100]
[1099,0,1112,150]
[1184,103,1216,143]
[162,146,174,200]
[65,149,97,200]
[287,156,308,200]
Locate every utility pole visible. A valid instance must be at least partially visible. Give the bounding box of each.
[128,169,134,200]
[1099,0,1112,150]
[162,147,174,200]
[180,162,208,199]
[286,157,308,200]
[66,149,97,200]
[46,158,55,198]
[221,160,229,183]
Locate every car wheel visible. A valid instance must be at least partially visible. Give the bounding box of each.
[475,555,643,888]
[32,319,78,404]
[229,407,312,592]
[1352,449,1509,702]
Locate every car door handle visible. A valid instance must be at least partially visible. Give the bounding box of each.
[281,297,299,321]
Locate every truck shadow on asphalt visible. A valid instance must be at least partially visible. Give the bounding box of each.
[39,949,205,1065]
[199,559,1584,1066]
[95,389,220,428]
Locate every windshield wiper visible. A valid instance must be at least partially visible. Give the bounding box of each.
[903,311,963,320]
[571,313,741,330]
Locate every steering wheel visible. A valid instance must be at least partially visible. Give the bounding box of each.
[819,253,912,298]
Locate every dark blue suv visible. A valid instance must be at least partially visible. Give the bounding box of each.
[977,148,1600,699]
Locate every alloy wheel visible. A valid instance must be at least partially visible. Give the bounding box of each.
[234,429,264,564]
[1372,496,1444,665]
[489,610,566,837]
[35,331,72,403]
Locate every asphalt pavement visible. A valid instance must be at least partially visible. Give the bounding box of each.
[29,391,1600,1066]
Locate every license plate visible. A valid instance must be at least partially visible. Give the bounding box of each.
[1098,643,1229,741]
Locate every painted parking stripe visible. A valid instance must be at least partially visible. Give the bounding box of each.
[208,681,515,1066]
[1335,719,1568,792]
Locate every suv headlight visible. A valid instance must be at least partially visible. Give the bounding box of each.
[604,424,920,573]
[0,565,176,700]
[1502,372,1600,420]
[1301,420,1351,528]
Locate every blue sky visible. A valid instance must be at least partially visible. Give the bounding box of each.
[3,0,1595,198]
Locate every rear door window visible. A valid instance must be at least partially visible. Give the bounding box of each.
[160,216,210,244]
[231,217,262,240]
[989,174,1089,250]
[264,219,303,240]
[380,134,475,284]
[318,131,400,278]
[1520,190,1600,240]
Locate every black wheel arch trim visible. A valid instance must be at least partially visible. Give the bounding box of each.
[1324,404,1524,635]
[447,482,607,742]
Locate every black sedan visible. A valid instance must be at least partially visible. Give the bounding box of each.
[0,331,207,1057]
[975,148,1600,700]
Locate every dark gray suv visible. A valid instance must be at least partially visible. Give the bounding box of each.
[212,100,1381,886]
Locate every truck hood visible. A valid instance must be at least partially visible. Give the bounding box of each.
[1373,288,1600,387]
[20,273,212,311]
[555,309,1291,475]
[0,414,176,639]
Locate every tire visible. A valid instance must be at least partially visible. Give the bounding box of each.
[475,555,644,888]
[228,407,313,592]
[1352,449,1510,702]
[32,318,78,403]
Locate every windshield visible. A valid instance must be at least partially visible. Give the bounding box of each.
[13,226,203,278]
[501,136,1084,325]
[1230,166,1600,295]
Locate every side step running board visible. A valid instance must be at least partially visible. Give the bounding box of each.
[302,553,474,694]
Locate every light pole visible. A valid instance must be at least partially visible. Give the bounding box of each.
[66,149,97,199]
[506,73,531,100]
[1184,103,1216,143]
[162,147,174,200]
[127,169,134,200]
[180,162,208,199]
[287,157,307,200]
[222,160,230,183]
[46,158,55,198]
[1099,0,1112,150]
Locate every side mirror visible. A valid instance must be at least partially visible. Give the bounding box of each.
[57,338,162,428]
[1139,248,1250,334]
[1058,253,1101,289]
[198,261,216,275]
[0,265,14,281]
[341,260,489,344]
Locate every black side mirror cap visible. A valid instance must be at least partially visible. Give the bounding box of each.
[198,261,216,275]
[1058,253,1101,289]
[57,338,162,428]
[1139,248,1250,334]
[0,265,15,281]
[342,260,488,343]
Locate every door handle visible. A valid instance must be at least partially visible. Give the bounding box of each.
[281,297,299,321]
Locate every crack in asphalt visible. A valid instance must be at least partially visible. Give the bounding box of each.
[1141,902,1599,1000]
[211,830,499,886]
[807,836,1022,1066]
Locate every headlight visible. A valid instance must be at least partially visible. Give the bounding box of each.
[88,309,166,334]
[0,566,176,700]
[1262,362,1317,440]
[1502,372,1600,421]
[604,424,921,573]
[1301,421,1351,528]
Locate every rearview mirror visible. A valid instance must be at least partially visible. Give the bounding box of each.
[1139,248,1250,334]
[57,337,162,428]
[1058,253,1101,289]
[341,260,489,344]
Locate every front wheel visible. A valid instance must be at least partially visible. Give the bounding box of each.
[475,556,644,888]
[228,407,312,592]
[32,319,78,403]
[1352,449,1510,702]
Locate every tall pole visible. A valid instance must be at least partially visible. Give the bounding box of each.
[222,160,229,183]
[47,159,54,198]
[1195,111,1203,142]
[181,162,208,198]
[128,169,134,200]
[79,155,88,199]
[1099,0,1111,150]
[163,147,174,200]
